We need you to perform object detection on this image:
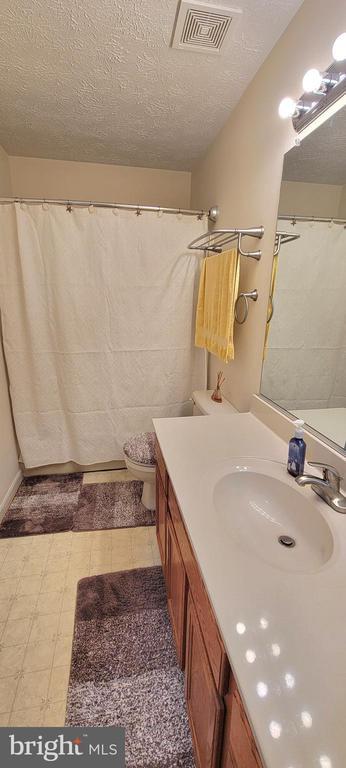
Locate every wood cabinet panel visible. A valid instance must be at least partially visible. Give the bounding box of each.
[185,592,224,768]
[222,679,263,768]
[168,480,230,695]
[156,470,167,573]
[166,513,188,668]
[155,437,168,494]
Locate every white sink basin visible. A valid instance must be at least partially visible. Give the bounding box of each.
[213,460,334,573]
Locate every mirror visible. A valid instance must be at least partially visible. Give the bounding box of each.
[261,105,346,453]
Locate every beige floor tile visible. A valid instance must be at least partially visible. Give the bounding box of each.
[151,545,162,566]
[17,574,42,597]
[35,590,63,616]
[2,617,32,647]
[89,565,112,576]
[83,469,131,485]
[10,706,44,726]
[48,665,70,703]
[71,531,92,555]
[111,551,133,571]
[21,557,47,577]
[132,549,155,568]
[0,676,18,714]
[111,528,133,545]
[8,594,38,621]
[0,598,14,623]
[0,621,5,639]
[44,699,66,726]
[0,712,10,725]
[29,613,60,644]
[41,571,66,594]
[58,611,75,637]
[53,636,73,668]
[0,558,25,579]
[90,531,113,551]
[0,644,26,678]
[64,569,88,588]
[13,669,51,711]
[61,586,77,612]
[44,555,70,574]
[90,551,112,568]
[68,550,91,569]
[0,578,19,599]
[23,640,55,672]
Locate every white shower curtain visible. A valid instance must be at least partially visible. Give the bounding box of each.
[0,203,205,467]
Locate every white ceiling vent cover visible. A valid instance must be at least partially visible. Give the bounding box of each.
[172,1,242,54]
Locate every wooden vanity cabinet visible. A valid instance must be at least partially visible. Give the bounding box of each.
[222,679,263,768]
[154,437,264,768]
[156,469,167,573]
[185,591,224,768]
[166,512,188,668]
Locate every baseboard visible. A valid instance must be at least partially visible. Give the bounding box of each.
[0,470,22,521]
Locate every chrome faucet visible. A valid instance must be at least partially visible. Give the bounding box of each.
[296,461,346,513]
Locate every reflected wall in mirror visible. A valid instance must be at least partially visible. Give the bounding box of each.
[261,105,346,453]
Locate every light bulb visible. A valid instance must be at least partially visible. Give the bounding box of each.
[278,97,297,119]
[88,204,94,214]
[42,202,49,211]
[112,207,119,216]
[302,68,322,93]
[332,32,346,61]
[256,682,268,698]
[157,208,163,218]
[236,622,246,635]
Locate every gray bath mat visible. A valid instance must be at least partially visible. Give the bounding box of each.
[0,474,155,538]
[66,566,195,767]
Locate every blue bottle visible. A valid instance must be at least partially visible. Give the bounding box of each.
[287,420,306,477]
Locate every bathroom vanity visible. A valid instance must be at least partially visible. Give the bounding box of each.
[156,434,262,768]
[154,412,346,768]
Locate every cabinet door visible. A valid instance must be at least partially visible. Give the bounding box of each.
[166,514,187,669]
[221,679,263,768]
[156,470,167,572]
[185,593,224,768]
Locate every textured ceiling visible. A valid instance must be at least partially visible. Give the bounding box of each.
[283,106,346,185]
[0,0,303,170]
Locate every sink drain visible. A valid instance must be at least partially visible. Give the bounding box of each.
[278,535,296,548]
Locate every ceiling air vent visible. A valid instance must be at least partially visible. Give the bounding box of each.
[172,1,242,54]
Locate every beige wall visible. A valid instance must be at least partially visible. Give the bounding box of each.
[279,180,343,218]
[0,144,12,196]
[191,0,346,412]
[338,185,346,218]
[0,144,20,513]
[9,156,192,209]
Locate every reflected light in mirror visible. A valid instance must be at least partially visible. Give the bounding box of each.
[319,757,332,768]
[236,622,246,635]
[269,720,282,739]
[256,682,268,698]
[260,618,269,629]
[301,711,313,728]
[271,643,281,656]
[284,673,295,689]
[246,649,256,663]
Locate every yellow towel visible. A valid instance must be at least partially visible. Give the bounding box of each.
[195,248,240,363]
[263,252,279,357]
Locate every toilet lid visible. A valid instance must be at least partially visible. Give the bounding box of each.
[123,431,156,466]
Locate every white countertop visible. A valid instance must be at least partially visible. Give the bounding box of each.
[153,413,346,768]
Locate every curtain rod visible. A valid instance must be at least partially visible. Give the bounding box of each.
[278,214,346,225]
[0,197,218,221]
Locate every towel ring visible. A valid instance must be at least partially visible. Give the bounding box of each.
[235,289,258,324]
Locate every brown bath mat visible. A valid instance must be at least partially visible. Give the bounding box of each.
[66,566,195,768]
[0,474,155,539]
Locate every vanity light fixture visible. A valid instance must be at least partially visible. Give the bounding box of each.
[278,32,346,133]
[302,68,323,93]
[332,32,346,61]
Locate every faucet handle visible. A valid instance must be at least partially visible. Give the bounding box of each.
[308,461,342,487]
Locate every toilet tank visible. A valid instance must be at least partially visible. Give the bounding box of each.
[192,390,238,416]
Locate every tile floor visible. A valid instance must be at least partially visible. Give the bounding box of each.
[0,468,160,726]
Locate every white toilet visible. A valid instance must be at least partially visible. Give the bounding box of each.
[123,431,157,511]
[123,391,237,511]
